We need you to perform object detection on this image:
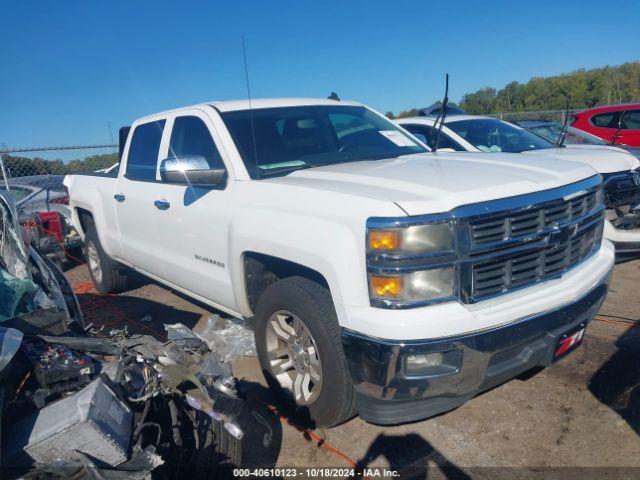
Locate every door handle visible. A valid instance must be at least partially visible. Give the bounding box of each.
[114,194,126,202]
[154,199,171,210]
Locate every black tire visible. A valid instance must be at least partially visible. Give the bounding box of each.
[192,413,242,479]
[84,224,129,293]
[255,276,357,427]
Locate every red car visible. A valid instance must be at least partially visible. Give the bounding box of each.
[571,103,640,147]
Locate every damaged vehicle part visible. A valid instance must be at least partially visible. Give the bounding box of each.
[2,323,250,478]
[0,191,83,330]
[1,175,82,270]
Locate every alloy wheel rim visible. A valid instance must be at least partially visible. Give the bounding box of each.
[265,310,322,405]
[86,242,103,284]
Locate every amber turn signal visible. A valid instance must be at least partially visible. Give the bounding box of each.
[368,230,401,251]
[370,275,402,298]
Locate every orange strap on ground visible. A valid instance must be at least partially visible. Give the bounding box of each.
[250,395,367,477]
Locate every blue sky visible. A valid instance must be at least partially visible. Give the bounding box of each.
[1,0,639,147]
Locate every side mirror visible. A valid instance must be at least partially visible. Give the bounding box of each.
[160,156,227,188]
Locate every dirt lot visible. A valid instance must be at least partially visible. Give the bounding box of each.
[65,260,640,476]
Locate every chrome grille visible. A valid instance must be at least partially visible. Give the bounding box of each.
[366,176,605,308]
[472,220,601,298]
[469,190,598,246]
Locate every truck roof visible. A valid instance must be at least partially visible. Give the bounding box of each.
[136,97,362,122]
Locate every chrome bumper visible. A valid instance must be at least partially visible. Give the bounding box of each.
[342,272,612,425]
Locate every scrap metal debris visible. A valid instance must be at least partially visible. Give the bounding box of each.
[0,192,268,478]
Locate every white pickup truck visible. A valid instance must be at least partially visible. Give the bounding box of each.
[65,98,614,426]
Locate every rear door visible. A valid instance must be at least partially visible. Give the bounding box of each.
[114,119,167,278]
[618,110,640,147]
[153,110,236,310]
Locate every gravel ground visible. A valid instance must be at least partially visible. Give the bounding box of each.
[65,259,640,476]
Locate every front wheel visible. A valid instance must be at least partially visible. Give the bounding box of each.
[255,276,356,427]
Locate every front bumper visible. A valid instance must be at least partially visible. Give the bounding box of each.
[604,217,640,260]
[342,276,611,425]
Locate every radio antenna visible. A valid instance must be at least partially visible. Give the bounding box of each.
[242,36,259,179]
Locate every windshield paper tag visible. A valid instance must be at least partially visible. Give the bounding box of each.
[379,130,416,147]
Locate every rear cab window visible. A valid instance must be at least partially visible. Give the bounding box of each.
[125,120,166,181]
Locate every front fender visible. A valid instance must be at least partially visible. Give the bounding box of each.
[229,209,371,326]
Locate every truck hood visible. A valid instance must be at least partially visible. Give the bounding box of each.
[268,153,597,216]
[522,147,640,173]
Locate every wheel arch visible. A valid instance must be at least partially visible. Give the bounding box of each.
[241,251,330,315]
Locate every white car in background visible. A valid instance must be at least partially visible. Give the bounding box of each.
[397,115,640,259]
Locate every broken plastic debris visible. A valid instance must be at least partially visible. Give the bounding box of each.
[164,322,202,341]
[198,314,257,362]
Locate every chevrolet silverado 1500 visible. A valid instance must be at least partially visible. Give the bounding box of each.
[65,98,614,426]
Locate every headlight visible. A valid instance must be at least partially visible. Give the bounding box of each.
[367,217,457,307]
[369,267,455,303]
[367,223,453,254]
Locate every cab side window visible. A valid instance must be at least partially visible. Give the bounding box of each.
[168,116,225,170]
[126,120,166,181]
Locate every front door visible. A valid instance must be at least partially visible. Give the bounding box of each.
[153,112,236,310]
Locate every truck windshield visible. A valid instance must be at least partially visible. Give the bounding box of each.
[220,105,427,178]
[448,118,554,153]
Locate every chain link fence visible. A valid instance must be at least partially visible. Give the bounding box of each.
[0,144,119,189]
[0,144,119,267]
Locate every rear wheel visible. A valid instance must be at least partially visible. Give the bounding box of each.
[255,276,356,427]
[84,224,129,293]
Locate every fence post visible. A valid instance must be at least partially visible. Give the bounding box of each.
[0,152,9,190]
